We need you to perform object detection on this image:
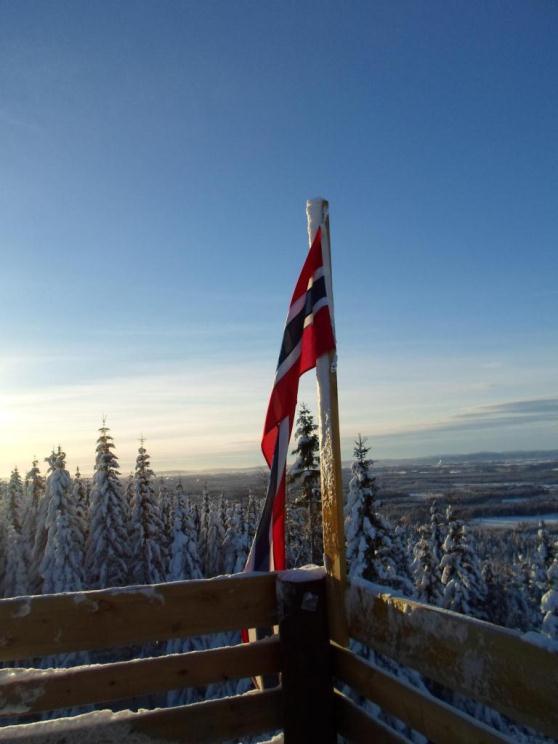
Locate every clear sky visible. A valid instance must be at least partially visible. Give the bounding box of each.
[1,1,557,477]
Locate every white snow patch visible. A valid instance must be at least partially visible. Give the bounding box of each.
[0,707,166,743]
[278,565,326,583]
[11,599,31,618]
[108,586,165,604]
[72,594,99,611]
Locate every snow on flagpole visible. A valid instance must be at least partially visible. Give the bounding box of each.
[306,198,348,647]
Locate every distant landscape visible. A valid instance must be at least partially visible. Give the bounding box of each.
[159,449,558,531]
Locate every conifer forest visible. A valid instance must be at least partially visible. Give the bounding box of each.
[0,410,557,742]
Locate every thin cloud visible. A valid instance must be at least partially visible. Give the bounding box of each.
[363,397,558,441]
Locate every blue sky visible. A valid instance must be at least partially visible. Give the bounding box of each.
[1,1,557,476]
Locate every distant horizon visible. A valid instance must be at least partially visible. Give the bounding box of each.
[2,442,557,481]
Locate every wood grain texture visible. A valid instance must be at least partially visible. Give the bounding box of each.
[332,642,510,744]
[0,573,277,661]
[0,638,280,717]
[347,580,558,739]
[0,688,283,743]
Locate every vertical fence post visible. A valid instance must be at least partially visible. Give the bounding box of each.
[277,568,336,743]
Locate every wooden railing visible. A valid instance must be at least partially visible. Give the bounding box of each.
[0,571,556,743]
[343,579,558,742]
[0,574,282,743]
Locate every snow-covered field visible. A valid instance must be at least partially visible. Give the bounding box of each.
[472,513,558,529]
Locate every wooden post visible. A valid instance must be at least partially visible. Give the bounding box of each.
[306,198,349,647]
[277,568,336,743]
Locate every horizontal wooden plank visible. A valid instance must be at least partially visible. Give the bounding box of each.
[332,642,509,744]
[334,689,408,744]
[0,637,280,717]
[0,687,283,743]
[347,579,558,739]
[0,573,277,661]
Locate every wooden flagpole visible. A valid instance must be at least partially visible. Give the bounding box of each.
[306,198,349,647]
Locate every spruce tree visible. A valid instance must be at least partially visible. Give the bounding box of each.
[167,483,203,582]
[412,524,443,605]
[72,468,89,541]
[345,435,412,593]
[205,494,227,577]
[30,451,56,594]
[40,448,85,594]
[198,486,211,575]
[22,459,45,564]
[159,478,174,572]
[86,423,130,589]
[7,467,25,534]
[532,521,552,608]
[3,525,29,598]
[541,542,558,639]
[222,502,250,575]
[130,441,165,585]
[440,508,486,618]
[289,403,321,563]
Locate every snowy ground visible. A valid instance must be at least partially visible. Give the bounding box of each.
[471,513,558,529]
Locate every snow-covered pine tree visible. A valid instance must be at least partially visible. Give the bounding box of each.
[159,478,174,571]
[22,459,45,563]
[167,483,202,583]
[130,441,165,585]
[289,403,321,564]
[30,451,57,594]
[205,494,227,577]
[541,542,558,639]
[222,502,249,575]
[72,468,89,541]
[3,525,29,598]
[504,561,532,632]
[7,467,25,535]
[125,473,134,509]
[85,424,131,589]
[412,524,443,605]
[0,492,7,597]
[40,448,85,594]
[165,484,207,707]
[198,486,211,575]
[392,523,415,594]
[286,498,310,567]
[531,521,553,608]
[345,435,413,594]
[4,466,32,597]
[245,488,258,543]
[440,507,486,619]
[429,500,445,565]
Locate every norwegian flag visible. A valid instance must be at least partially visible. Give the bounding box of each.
[244,227,336,576]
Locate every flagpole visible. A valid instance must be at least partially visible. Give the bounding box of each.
[306,198,349,647]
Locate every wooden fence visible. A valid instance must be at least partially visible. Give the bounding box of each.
[0,570,556,742]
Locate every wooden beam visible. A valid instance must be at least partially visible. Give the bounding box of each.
[347,579,558,739]
[332,642,509,744]
[0,573,277,662]
[0,687,283,743]
[0,638,280,717]
[334,689,408,744]
[277,570,335,742]
[307,198,348,647]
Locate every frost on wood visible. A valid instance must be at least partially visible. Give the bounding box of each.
[0,707,168,743]
[278,565,326,583]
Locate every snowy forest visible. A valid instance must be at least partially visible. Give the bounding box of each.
[0,408,557,741]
